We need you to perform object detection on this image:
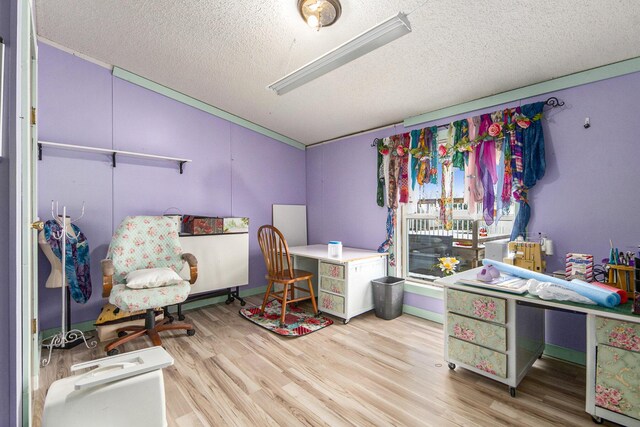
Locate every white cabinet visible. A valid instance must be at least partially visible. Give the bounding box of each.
[179,233,249,295]
[289,245,387,324]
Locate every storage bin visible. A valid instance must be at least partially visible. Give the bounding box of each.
[182,215,223,235]
[222,217,249,233]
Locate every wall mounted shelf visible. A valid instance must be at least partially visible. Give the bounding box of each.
[38,141,192,174]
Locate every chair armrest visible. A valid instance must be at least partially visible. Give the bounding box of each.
[182,253,198,285]
[101,259,114,298]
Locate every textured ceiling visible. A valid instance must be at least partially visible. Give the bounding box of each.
[35,0,640,145]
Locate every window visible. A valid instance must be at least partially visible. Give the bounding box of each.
[397,139,515,285]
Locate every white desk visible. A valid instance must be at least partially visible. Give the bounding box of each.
[437,267,640,426]
[288,244,387,324]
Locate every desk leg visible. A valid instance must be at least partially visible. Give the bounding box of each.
[225,286,246,306]
[585,314,597,416]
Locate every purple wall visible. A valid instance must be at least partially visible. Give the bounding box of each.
[37,44,305,329]
[307,71,640,353]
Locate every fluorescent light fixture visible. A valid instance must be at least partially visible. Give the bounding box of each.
[268,12,411,95]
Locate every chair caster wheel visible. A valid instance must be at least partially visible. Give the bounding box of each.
[240,300,246,306]
[509,387,516,398]
[107,348,119,356]
[187,329,195,336]
[225,298,234,305]
[448,362,456,370]
[167,315,175,323]
[117,331,127,338]
[178,315,185,321]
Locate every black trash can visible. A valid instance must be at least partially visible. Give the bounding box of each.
[371,276,405,320]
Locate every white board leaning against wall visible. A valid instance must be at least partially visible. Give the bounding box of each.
[272,204,307,247]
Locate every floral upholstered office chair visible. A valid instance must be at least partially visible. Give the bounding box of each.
[101,216,197,355]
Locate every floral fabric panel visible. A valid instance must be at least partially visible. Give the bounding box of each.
[320,276,346,296]
[448,336,507,378]
[447,288,506,325]
[109,281,191,312]
[447,313,507,352]
[107,216,184,284]
[319,291,345,314]
[596,317,640,353]
[320,262,345,279]
[596,344,640,419]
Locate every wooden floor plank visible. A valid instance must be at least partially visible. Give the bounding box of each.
[33,296,618,427]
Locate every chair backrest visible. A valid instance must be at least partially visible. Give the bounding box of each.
[257,225,294,279]
[107,216,183,283]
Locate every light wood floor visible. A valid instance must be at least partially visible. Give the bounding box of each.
[33,296,616,426]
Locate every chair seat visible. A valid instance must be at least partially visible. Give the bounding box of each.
[267,269,314,282]
[109,281,191,312]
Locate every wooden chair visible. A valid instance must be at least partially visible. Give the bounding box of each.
[257,225,318,326]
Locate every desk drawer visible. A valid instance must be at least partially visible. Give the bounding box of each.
[596,317,640,353]
[596,344,640,419]
[320,276,345,296]
[320,262,345,279]
[447,289,506,325]
[448,337,507,378]
[447,313,506,352]
[319,291,345,314]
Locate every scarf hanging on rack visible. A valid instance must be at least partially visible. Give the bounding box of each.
[512,101,546,240]
[411,128,429,187]
[510,107,525,203]
[376,138,386,207]
[465,117,480,215]
[382,137,392,208]
[452,120,469,171]
[386,136,402,209]
[377,207,397,266]
[471,116,484,202]
[428,126,438,184]
[409,130,420,190]
[501,109,515,204]
[495,133,506,223]
[491,110,507,223]
[522,102,546,188]
[438,126,454,229]
[398,133,410,204]
[476,114,498,225]
[44,220,92,304]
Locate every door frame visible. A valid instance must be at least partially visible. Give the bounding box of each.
[17,0,38,425]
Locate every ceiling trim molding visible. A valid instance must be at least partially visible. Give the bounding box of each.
[38,36,113,70]
[404,56,640,128]
[112,67,306,151]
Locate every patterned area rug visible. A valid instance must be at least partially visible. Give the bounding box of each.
[239,300,333,337]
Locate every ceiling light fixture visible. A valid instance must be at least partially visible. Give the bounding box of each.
[298,0,342,31]
[268,12,411,95]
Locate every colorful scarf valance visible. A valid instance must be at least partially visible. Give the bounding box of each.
[375,100,549,243]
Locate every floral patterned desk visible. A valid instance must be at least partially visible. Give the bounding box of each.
[288,245,387,324]
[437,267,640,427]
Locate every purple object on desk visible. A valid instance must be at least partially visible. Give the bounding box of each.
[477,264,500,282]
